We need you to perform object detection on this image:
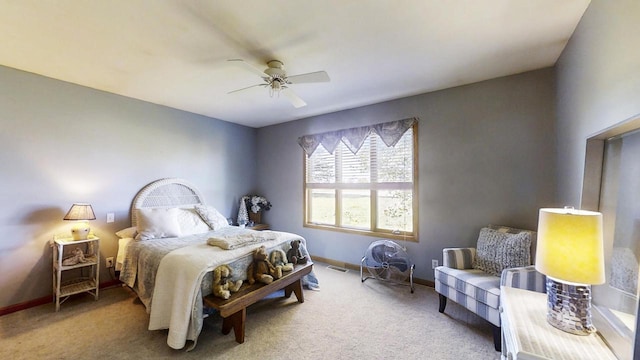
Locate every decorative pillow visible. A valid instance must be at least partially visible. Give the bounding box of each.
[488,224,537,261]
[473,227,531,276]
[610,247,639,295]
[489,224,536,237]
[115,226,137,239]
[176,208,211,235]
[135,208,182,240]
[194,205,230,231]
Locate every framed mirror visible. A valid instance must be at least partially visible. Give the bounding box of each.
[582,114,640,360]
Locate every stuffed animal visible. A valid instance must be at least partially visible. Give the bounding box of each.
[212,264,243,300]
[62,247,87,266]
[286,240,308,265]
[269,249,294,272]
[247,245,282,285]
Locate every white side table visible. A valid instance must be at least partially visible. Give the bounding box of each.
[51,234,100,311]
[500,286,616,360]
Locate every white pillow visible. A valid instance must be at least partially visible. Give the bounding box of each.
[135,208,182,240]
[194,205,230,231]
[176,208,210,235]
[115,226,137,239]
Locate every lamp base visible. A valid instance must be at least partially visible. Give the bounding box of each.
[70,222,90,241]
[545,277,596,335]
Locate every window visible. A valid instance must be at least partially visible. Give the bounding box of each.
[303,122,417,240]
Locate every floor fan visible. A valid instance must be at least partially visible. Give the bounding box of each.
[360,239,415,293]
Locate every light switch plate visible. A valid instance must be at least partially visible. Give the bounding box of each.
[106,213,115,223]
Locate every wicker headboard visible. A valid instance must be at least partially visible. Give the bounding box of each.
[130,178,206,227]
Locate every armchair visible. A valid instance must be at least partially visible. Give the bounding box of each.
[434,225,545,351]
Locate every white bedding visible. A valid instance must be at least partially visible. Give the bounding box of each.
[150,234,293,349]
[119,227,306,350]
[115,237,133,271]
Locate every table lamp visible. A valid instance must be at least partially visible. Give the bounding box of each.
[534,207,605,335]
[63,203,96,240]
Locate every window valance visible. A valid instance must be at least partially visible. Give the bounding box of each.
[297,117,418,156]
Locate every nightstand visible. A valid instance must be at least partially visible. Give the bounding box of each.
[51,234,100,311]
[500,286,615,360]
[248,223,270,231]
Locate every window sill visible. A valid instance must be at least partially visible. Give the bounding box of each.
[303,223,416,242]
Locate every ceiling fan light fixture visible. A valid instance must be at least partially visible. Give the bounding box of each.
[269,79,282,97]
[228,59,329,107]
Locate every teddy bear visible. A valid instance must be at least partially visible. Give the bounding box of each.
[247,245,282,285]
[212,264,243,300]
[62,247,87,266]
[286,239,308,265]
[269,249,294,272]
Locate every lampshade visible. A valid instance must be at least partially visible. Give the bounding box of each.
[535,208,605,285]
[63,203,96,221]
[63,203,95,240]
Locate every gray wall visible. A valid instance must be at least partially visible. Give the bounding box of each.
[256,68,557,281]
[0,66,257,308]
[556,0,640,206]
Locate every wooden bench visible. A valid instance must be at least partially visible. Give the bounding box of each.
[203,262,313,344]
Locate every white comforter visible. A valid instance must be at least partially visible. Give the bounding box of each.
[142,230,302,349]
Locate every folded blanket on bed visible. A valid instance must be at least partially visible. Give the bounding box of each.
[207,230,276,250]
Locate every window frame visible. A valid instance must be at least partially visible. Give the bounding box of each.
[302,123,418,241]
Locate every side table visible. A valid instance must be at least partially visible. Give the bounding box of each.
[500,286,616,360]
[51,234,100,311]
[247,223,270,231]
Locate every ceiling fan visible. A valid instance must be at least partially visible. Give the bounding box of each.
[227,59,330,108]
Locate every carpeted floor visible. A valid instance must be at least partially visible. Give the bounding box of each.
[0,262,499,359]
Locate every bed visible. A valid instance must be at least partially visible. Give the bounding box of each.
[116,178,317,350]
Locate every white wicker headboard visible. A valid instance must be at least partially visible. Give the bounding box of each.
[131,178,206,227]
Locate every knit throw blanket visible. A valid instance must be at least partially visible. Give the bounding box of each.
[207,229,276,250]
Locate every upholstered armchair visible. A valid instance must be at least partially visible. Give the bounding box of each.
[434,225,546,351]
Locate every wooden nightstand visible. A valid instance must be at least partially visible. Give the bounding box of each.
[247,223,270,231]
[51,234,100,311]
[500,286,615,360]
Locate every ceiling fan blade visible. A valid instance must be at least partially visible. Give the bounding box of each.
[281,88,307,108]
[228,83,265,94]
[287,71,330,84]
[227,59,267,77]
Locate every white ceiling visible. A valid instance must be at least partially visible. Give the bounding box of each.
[0,1,590,128]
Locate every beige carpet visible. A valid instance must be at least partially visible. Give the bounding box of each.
[0,263,499,359]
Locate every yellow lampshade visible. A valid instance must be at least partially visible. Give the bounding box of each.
[535,208,605,285]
